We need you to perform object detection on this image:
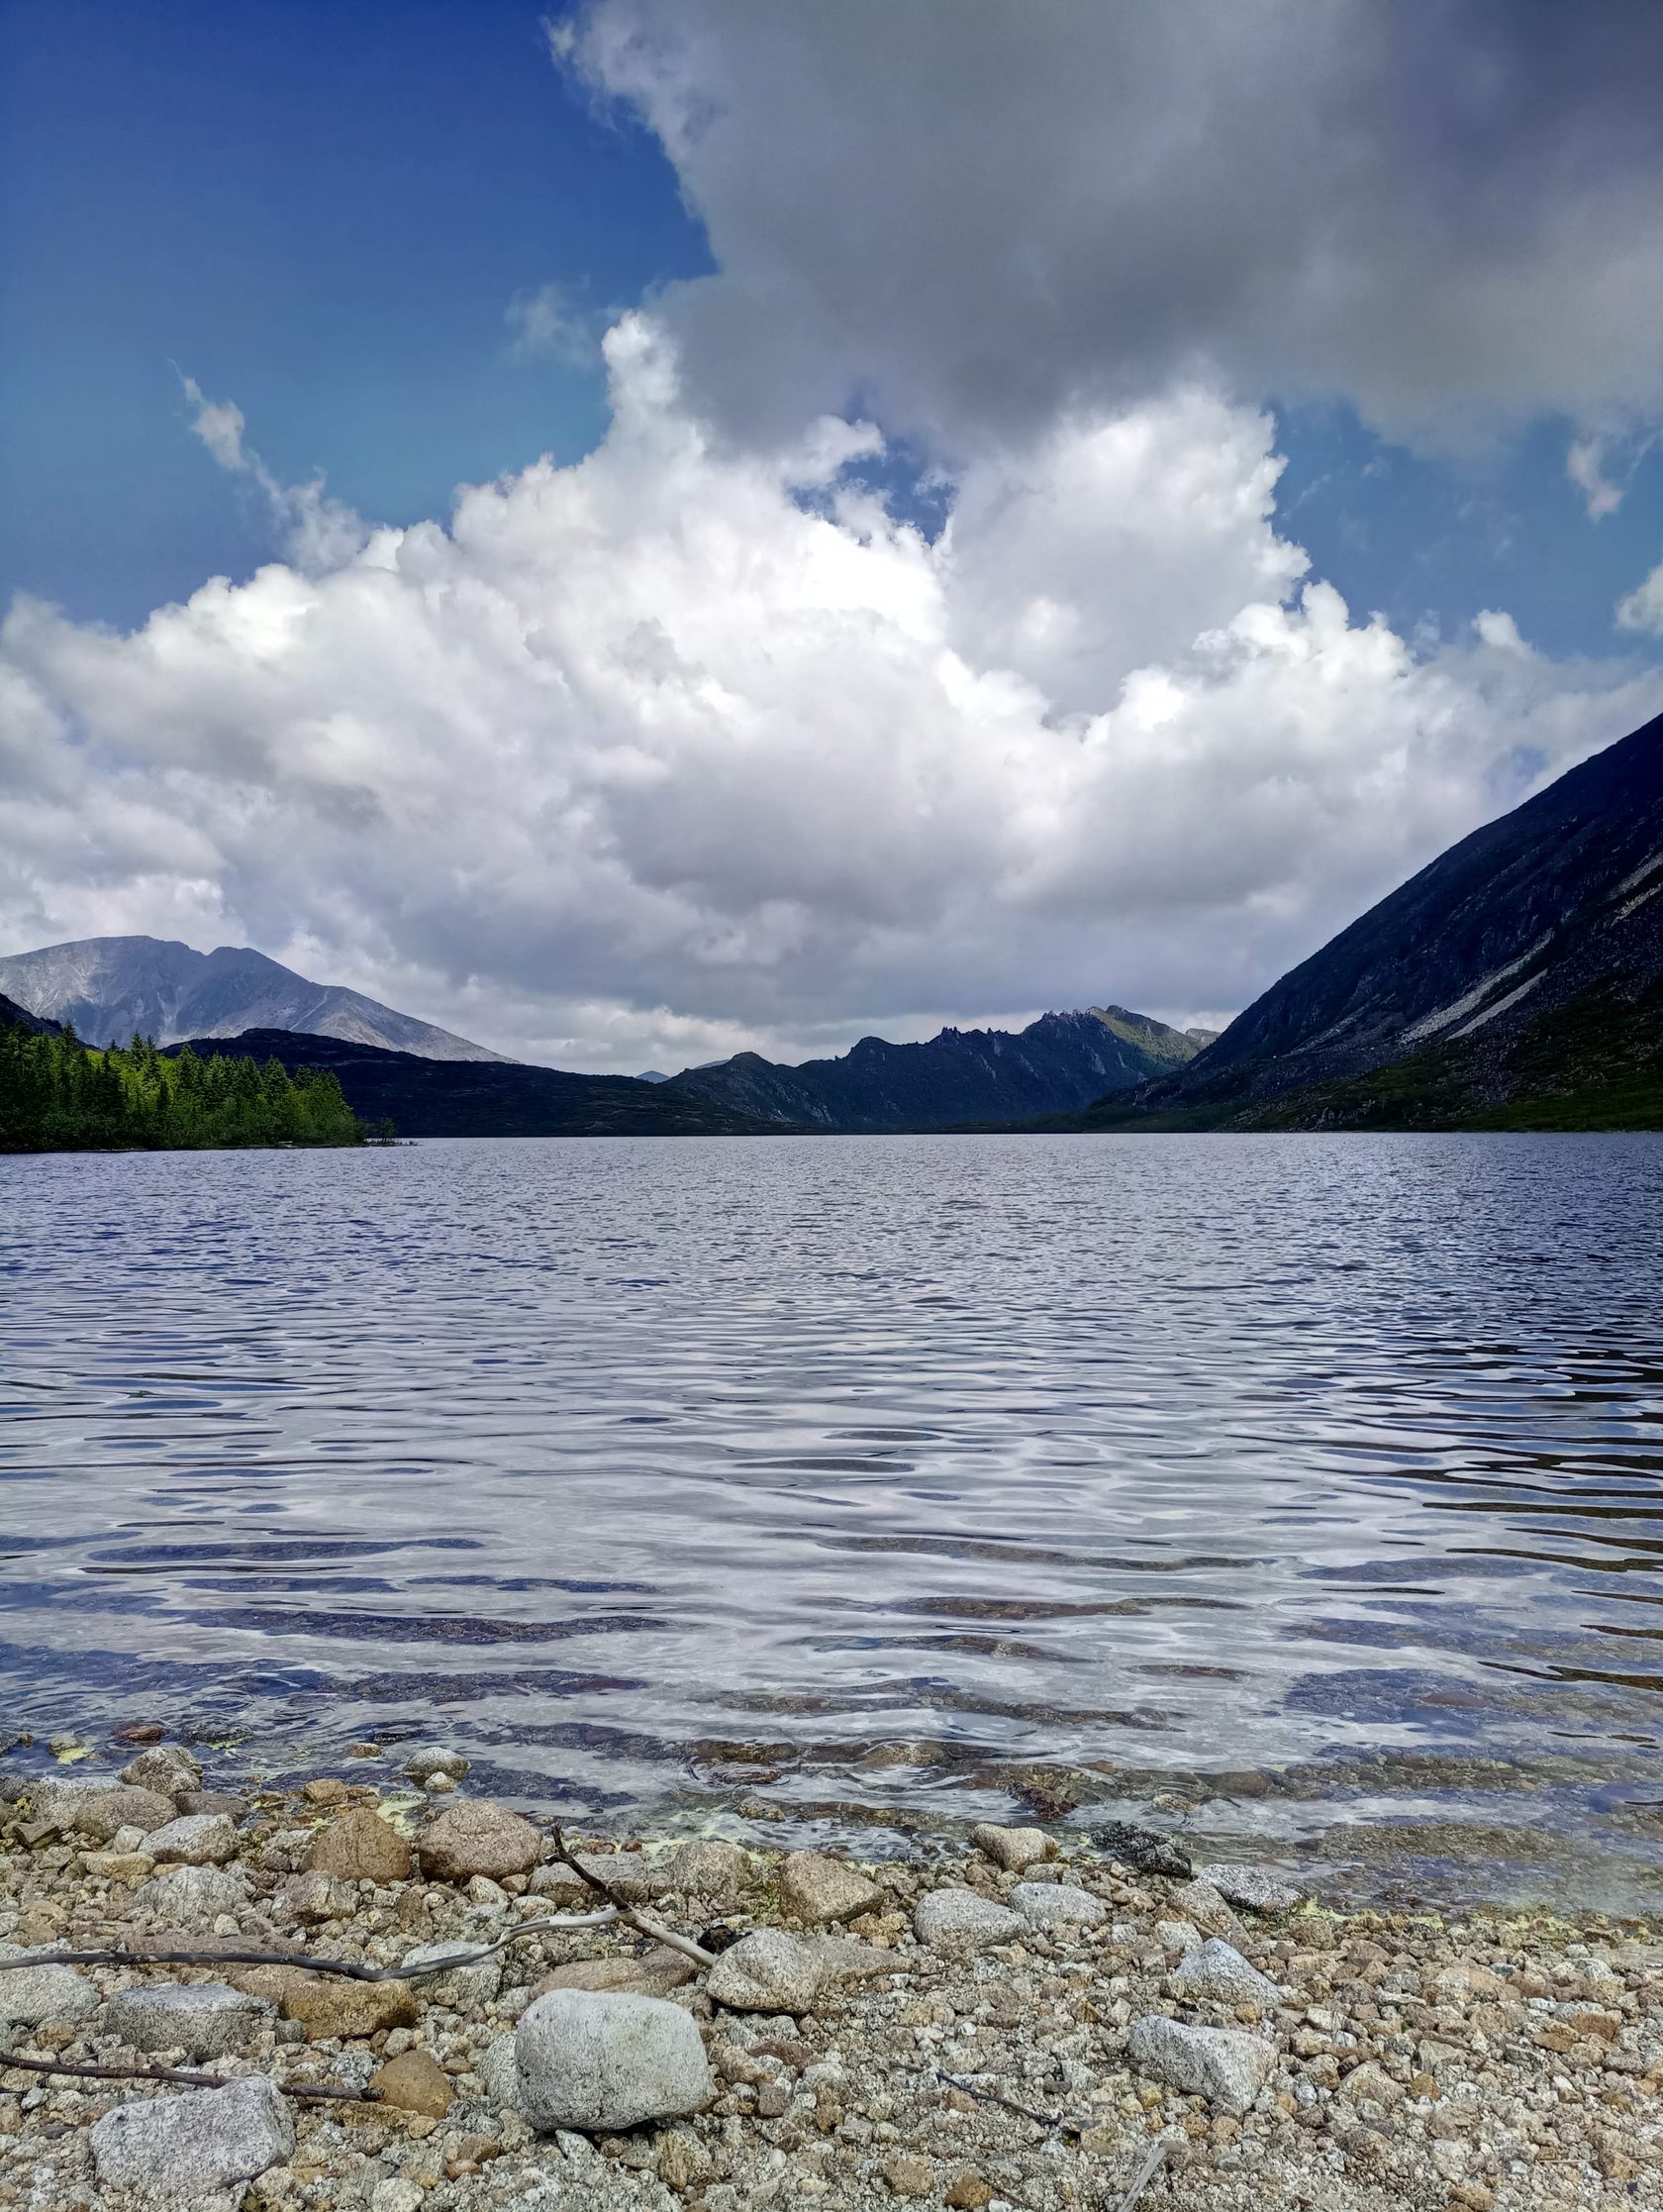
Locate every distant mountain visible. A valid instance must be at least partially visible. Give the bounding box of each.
[660,1004,1206,1131]
[0,937,506,1061]
[170,1030,779,1138]
[637,1070,672,1083]
[1073,707,1663,1131]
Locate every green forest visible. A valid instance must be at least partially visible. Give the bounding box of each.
[0,1018,390,1152]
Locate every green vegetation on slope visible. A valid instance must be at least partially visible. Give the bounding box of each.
[0,1018,381,1152]
[1073,974,1663,1133]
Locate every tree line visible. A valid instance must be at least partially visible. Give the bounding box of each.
[0,1017,394,1152]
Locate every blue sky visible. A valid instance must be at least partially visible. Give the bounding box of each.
[3,2,1662,1067]
[6,0,1659,658]
[0,0,706,623]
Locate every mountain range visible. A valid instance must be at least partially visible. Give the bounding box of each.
[659,1006,1213,1130]
[0,937,505,1061]
[134,1003,1207,1140]
[6,707,1659,1135]
[1070,706,1663,1132]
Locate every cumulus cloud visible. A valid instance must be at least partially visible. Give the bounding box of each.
[558,0,1663,456]
[182,374,369,575]
[505,280,606,366]
[1567,437,1624,521]
[1617,558,1663,637]
[5,317,1658,1069]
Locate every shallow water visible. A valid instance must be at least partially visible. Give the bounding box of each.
[3,1132,1661,1904]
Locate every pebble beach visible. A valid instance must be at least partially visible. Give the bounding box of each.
[1,1733,1659,2212]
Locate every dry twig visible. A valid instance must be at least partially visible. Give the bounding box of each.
[0,2048,376,2101]
[1107,2136,1169,2212]
[0,1911,617,1986]
[934,2066,1081,2135]
[545,1825,717,1967]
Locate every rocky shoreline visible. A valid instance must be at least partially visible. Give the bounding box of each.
[1,1734,1659,2210]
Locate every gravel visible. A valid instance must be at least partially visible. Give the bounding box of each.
[2,1751,1660,2211]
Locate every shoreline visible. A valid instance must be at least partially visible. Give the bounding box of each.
[2,1736,1660,2210]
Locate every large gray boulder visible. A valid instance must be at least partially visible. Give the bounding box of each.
[706,1929,826,2013]
[419,1799,541,1883]
[1170,1937,1282,2008]
[0,1945,100,2028]
[106,1982,274,2058]
[971,1823,1051,1872]
[1010,1882,1106,1930]
[120,1746,203,1798]
[914,1887,1025,1949]
[514,1989,714,2132]
[144,1812,240,1865]
[30,1778,174,1841]
[90,2073,293,2197]
[776,1851,882,1925]
[1126,2015,1274,2113]
[132,1862,251,1929]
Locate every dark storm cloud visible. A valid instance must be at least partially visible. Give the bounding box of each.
[566,0,1663,452]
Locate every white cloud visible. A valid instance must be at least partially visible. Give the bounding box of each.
[1567,436,1624,520]
[558,0,1663,456]
[1617,558,1663,636]
[181,373,368,575]
[5,316,1658,1070]
[1473,610,1527,654]
[506,281,605,366]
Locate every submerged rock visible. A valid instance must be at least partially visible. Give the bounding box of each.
[402,1743,470,1783]
[1196,1860,1307,1912]
[1094,1822,1192,1878]
[514,1988,714,2132]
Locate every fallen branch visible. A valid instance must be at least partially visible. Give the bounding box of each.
[0,2049,376,2102]
[934,2065,1080,2136]
[0,1910,617,1986]
[545,1825,717,1967]
[1107,2137,1168,2212]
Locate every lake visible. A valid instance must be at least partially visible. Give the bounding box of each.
[3,1132,1660,1907]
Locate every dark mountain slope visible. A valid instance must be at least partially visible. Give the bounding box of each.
[166,1031,782,1138]
[0,990,59,1037]
[1073,708,1663,1131]
[661,1005,1205,1131]
[0,937,506,1061]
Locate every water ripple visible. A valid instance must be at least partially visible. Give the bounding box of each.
[2,1131,1660,1903]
